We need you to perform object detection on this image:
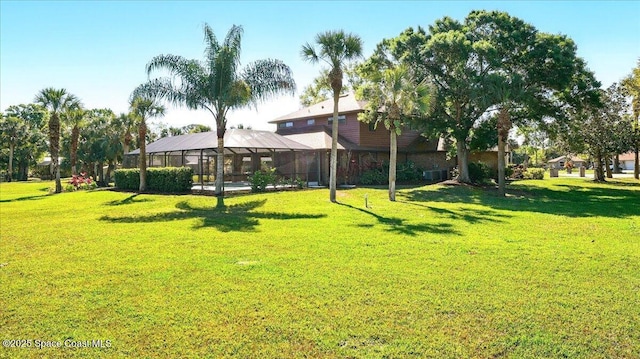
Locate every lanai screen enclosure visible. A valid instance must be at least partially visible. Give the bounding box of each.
[125,129,312,187]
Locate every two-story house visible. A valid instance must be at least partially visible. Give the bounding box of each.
[270,93,452,185]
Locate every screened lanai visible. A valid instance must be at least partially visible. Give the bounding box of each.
[124,129,313,186]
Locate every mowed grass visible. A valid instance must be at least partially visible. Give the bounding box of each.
[1,178,639,358]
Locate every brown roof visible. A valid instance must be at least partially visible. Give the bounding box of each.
[548,155,585,163]
[282,131,348,150]
[270,92,366,123]
[619,151,636,161]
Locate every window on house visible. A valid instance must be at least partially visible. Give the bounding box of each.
[327,115,346,124]
[307,119,315,125]
[278,121,294,129]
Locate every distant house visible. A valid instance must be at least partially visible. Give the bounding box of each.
[36,156,65,180]
[548,155,586,169]
[269,93,452,185]
[469,145,511,175]
[619,151,636,171]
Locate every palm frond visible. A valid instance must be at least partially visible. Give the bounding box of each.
[223,24,243,60]
[242,59,296,107]
[203,23,220,64]
[301,43,319,64]
[146,54,198,79]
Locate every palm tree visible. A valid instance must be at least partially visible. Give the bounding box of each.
[34,88,81,193]
[302,30,363,203]
[486,75,525,196]
[63,106,85,175]
[114,112,137,156]
[358,64,432,201]
[129,93,165,192]
[137,23,296,203]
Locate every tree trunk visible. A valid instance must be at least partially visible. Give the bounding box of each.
[49,113,62,193]
[97,162,105,186]
[215,134,225,207]
[18,161,28,181]
[613,154,621,174]
[635,146,639,180]
[497,108,511,197]
[456,139,470,183]
[389,129,397,201]
[138,120,147,192]
[497,134,506,196]
[105,161,114,185]
[71,125,79,175]
[329,92,340,203]
[594,155,605,181]
[605,155,613,178]
[8,143,14,182]
[124,130,132,157]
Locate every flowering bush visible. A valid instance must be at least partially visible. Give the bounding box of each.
[67,172,96,191]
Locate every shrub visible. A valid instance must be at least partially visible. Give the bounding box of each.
[294,177,306,189]
[248,168,277,192]
[66,172,96,191]
[114,169,140,191]
[468,162,493,184]
[114,167,193,193]
[396,161,423,182]
[523,168,545,180]
[359,167,387,185]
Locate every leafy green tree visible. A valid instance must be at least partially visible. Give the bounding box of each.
[76,109,121,185]
[517,123,550,166]
[299,69,332,107]
[387,11,594,189]
[0,115,27,181]
[558,84,632,181]
[299,64,362,107]
[302,30,363,202]
[34,88,81,193]
[357,43,432,201]
[129,94,165,192]
[621,59,640,179]
[137,24,295,204]
[229,124,250,130]
[2,104,48,180]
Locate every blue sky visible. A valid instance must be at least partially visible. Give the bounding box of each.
[1,1,639,131]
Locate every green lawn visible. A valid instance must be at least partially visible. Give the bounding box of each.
[1,178,639,358]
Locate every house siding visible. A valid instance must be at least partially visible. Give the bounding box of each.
[273,106,454,185]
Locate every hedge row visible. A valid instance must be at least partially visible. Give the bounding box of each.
[114,167,194,193]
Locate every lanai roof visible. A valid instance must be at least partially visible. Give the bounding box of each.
[127,129,311,155]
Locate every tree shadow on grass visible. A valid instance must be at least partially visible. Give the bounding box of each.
[337,202,460,236]
[0,194,49,203]
[104,194,154,206]
[399,181,640,218]
[100,199,326,232]
[400,201,512,224]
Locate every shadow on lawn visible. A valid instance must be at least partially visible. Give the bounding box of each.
[402,201,512,224]
[400,180,640,218]
[337,202,461,236]
[104,194,154,206]
[0,193,49,203]
[100,199,326,232]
